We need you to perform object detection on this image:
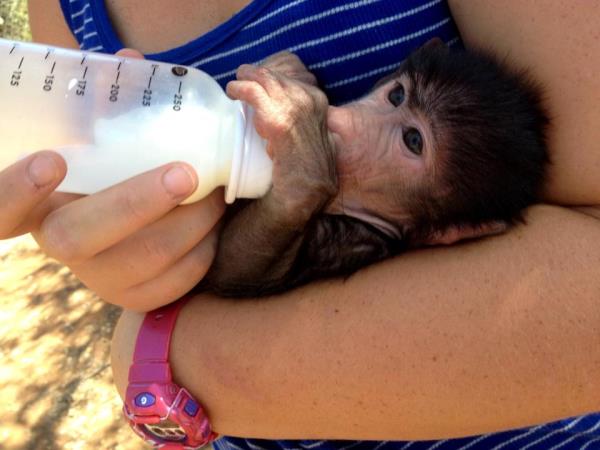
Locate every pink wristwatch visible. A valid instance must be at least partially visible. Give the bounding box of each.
[123,296,218,449]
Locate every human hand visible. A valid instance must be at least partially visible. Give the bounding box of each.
[32,163,225,312]
[30,49,226,312]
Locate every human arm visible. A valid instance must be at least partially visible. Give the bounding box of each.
[113,204,600,440]
[112,0,600,440]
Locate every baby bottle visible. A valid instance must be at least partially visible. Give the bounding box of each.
[0,38,272,204]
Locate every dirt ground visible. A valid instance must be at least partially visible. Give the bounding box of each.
[0,2,146,449]
[0,236,148,450]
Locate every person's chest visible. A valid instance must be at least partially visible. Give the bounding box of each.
[103,0,251,54]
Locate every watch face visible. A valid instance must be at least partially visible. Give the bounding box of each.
[143,419,187,442]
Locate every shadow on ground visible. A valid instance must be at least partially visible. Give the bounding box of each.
[0,236,147,450]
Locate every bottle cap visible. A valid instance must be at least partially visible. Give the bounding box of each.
[225,104,271,203]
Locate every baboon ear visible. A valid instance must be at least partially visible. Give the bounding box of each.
[422,221,508,246]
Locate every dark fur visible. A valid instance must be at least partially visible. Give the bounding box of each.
[400,46,549,243]
[198,212,403,297]
[200,46,549,298]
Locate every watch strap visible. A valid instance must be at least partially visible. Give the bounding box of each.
[128,296,190,384]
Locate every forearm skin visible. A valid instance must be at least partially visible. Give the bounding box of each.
[112,204,600,440]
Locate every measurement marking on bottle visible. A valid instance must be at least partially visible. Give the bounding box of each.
[45,50,51,60]
[142,88,153,107]
[76,79,87,96]
[109,82,120,102]
[10,70,21,87]
[115,71,121,84]
[178,81,182,94]
[152,65,158,76]
[51,61,56,74]
[9,44,16,54]
[117,61,123,71]
[147,76,153,90]
[83,66,89,79]
[43,74,55,92]
[80,55,87,65]
[173,91,183,111]
[18,57,24,69]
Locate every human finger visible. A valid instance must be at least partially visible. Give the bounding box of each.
[108,227,221,311]
[70,189,225,293]
[0,151,67,238]
[8,192,81,238]
[34,162,198,265]
[115,48,145,59]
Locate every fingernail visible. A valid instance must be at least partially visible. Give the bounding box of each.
[28,155,59,187]
[162,165,196,197]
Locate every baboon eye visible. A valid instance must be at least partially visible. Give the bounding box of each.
[403,128,423,155]
[388,83,405,107]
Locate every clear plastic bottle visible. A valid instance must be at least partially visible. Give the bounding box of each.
[0,38,272,204]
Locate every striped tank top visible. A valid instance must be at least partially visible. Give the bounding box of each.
[59,0,600,448]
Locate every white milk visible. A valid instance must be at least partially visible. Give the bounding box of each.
[0,38,271,204]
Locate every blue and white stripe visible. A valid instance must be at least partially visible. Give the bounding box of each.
[213,414,600,450]
[59,0,461,105]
